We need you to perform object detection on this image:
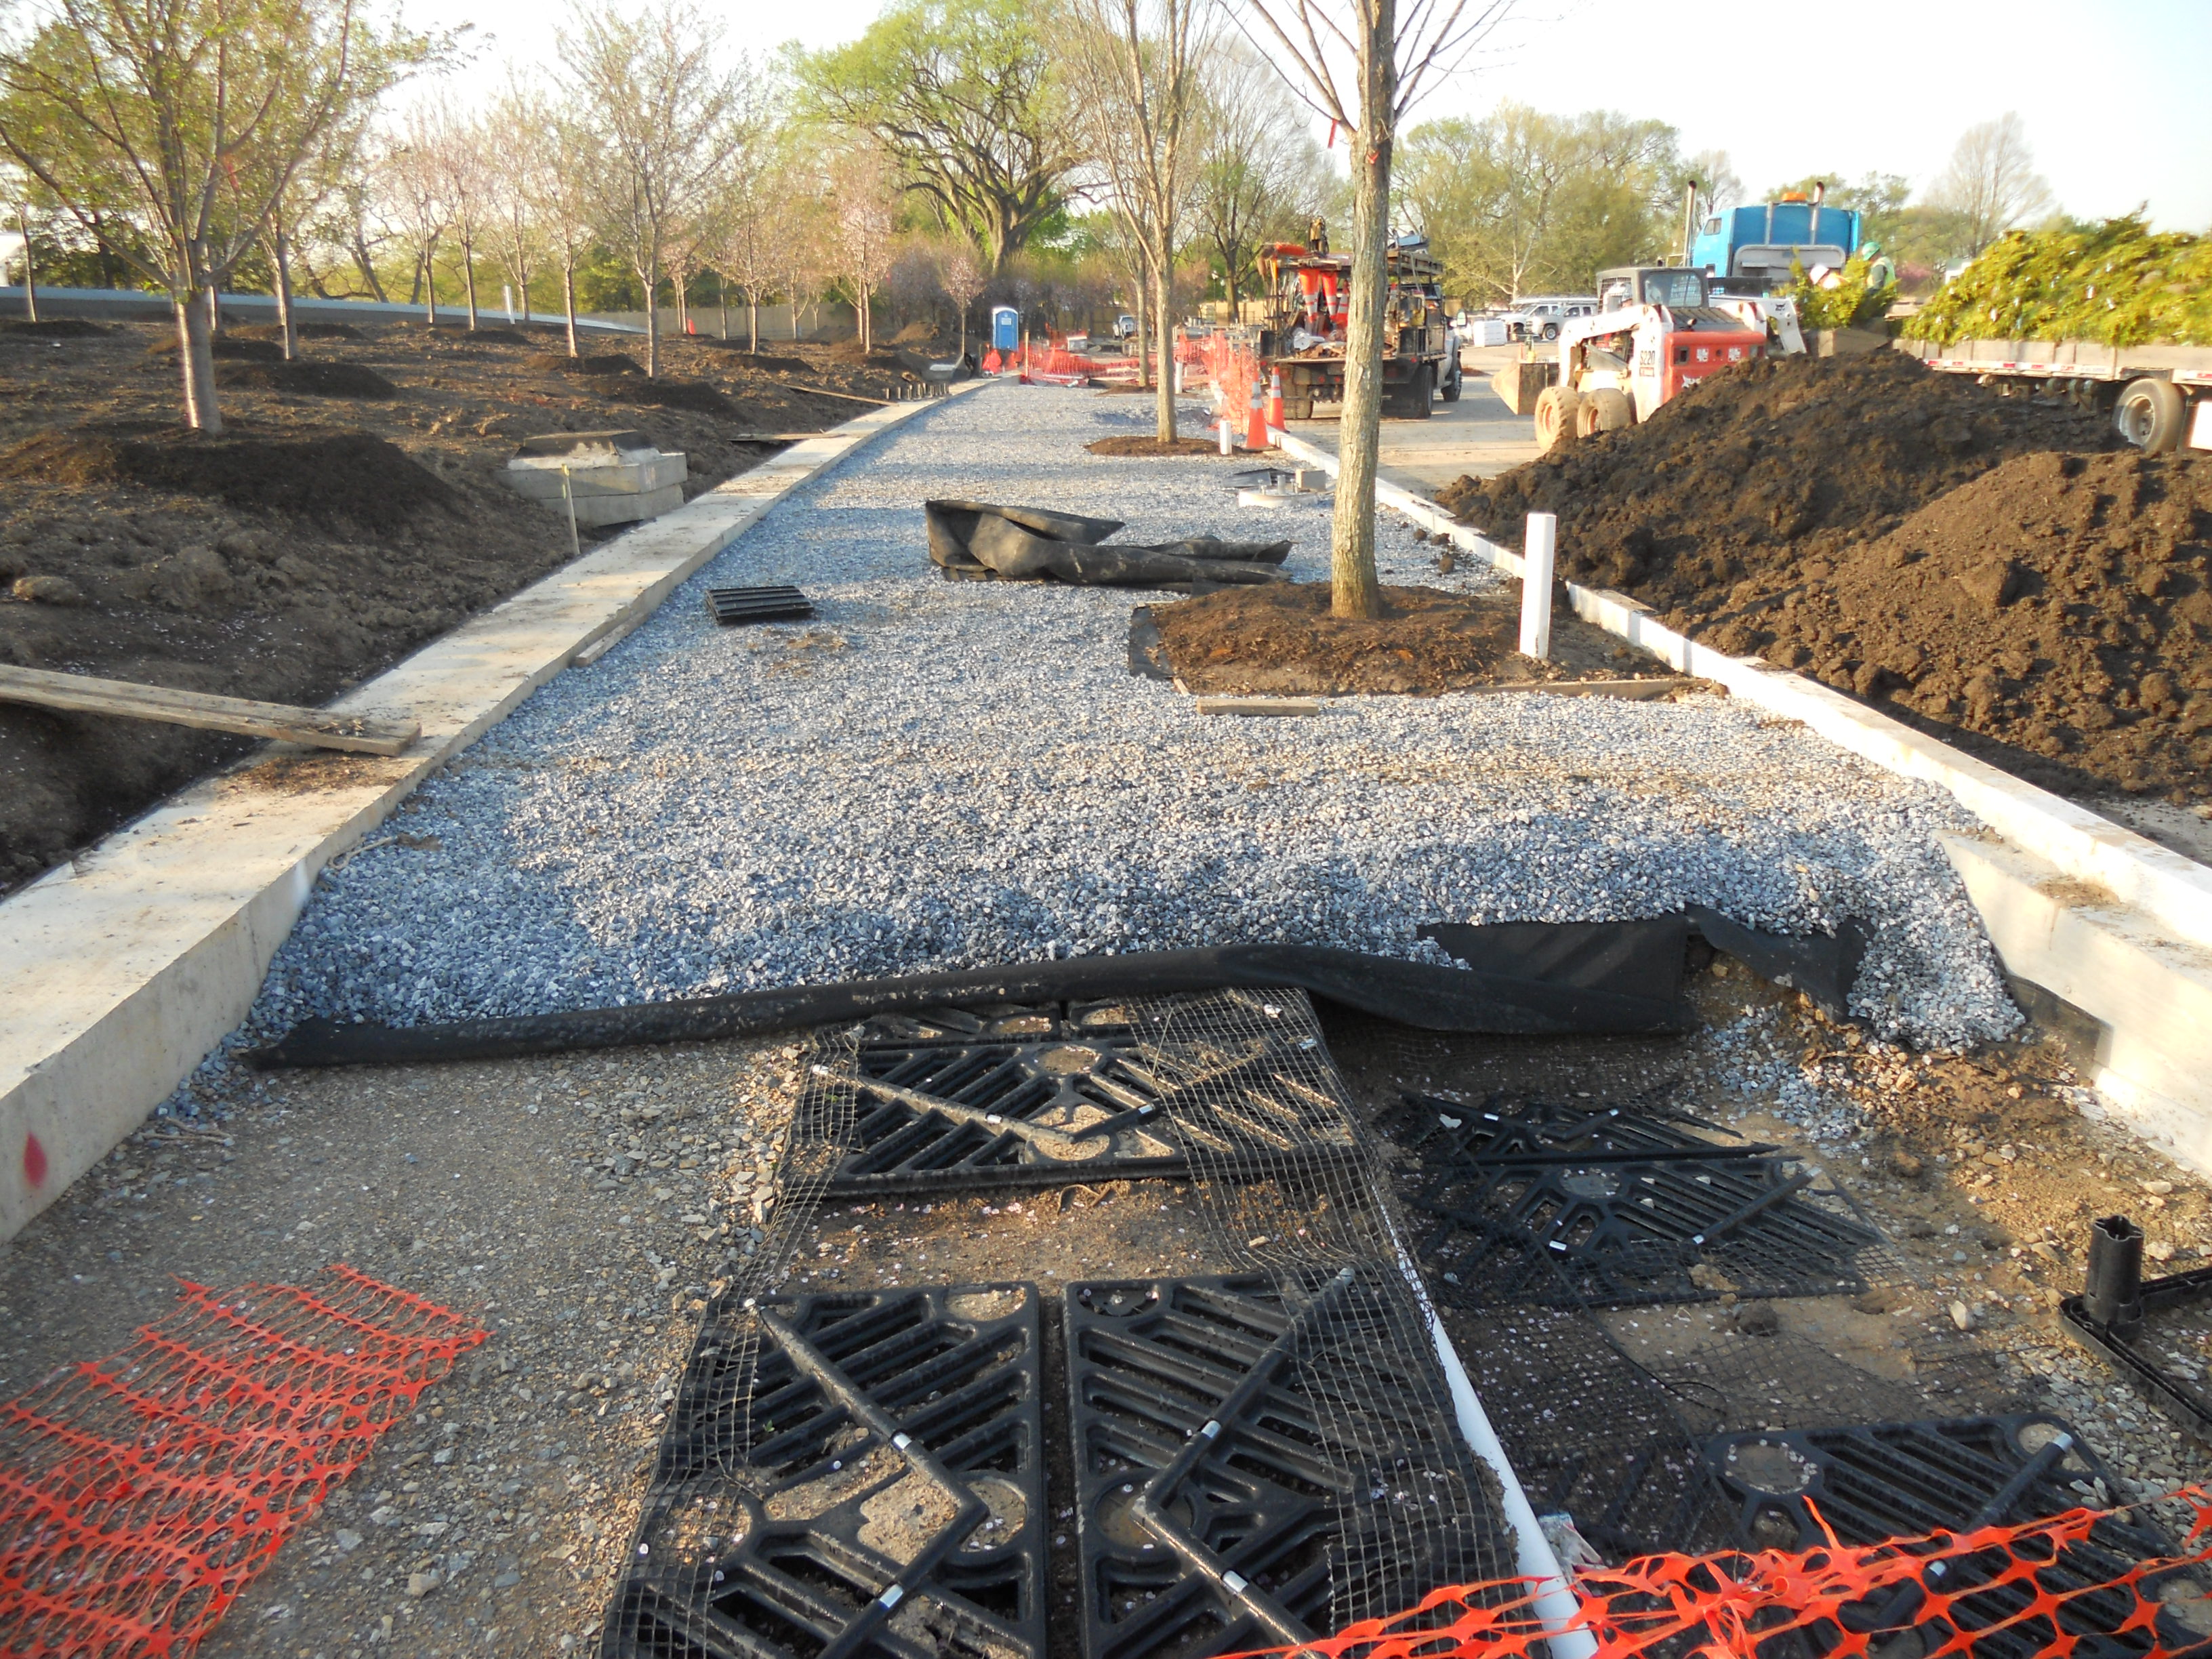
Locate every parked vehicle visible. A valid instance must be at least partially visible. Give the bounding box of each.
[1507,295,1599,342]
[1533,266,1766,451]
[1902,337,2212,454]
[1254,229,1454,420]
[1690,190,1863,295]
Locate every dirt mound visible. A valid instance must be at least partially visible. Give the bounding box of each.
[234,321,364,342]
[222,361,400,399]
[455,326,530,345]
[1088,435,1227,458]
[599,377,737,415]
[829,340,907,367]
[1698,449,2212,800]
[1150,581,1668,696]
[722,352,811,373]
[1436,352,2116,600]
[0,428,455,531]
[3,318,108,338]
[146,334,285,363]
[527,352,638,376]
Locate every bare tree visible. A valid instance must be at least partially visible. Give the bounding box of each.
[1192,37,1317,316]
[486,82,551,325]
[712,159,794,353]
[1067,0,1216,443]
[827,144,899,351]
[560,0,746,377]
[522,107,598,356]
[0,0,366,429]
[384,110,451,323]
[1242,0,1511,617]
[938,237,983,358]
[422,99,492,328]
[1933,112,2055,258]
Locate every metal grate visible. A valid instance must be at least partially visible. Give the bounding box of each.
[1111,988,1521,1640]
[1703,1413,2173,1659]
[815,999,1363,1200]
[2061,1263,2212,1443]
[1066,1269,1500,1658]
[707,585,815,626]
[1389,1094,1885,1308]
[602,1284,1046,1659]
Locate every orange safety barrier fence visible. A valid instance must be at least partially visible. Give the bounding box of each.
[1199,335,1263,426]
[1224,1492,2212,1659]
[0,1267,487,1657]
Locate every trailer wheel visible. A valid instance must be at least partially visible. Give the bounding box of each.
[1534,386,1581,451]
[2116,377,2186,454]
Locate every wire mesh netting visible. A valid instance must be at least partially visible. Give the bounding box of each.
[0,1266,486,1658]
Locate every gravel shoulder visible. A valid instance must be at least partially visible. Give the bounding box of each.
[239,381,2018,1058]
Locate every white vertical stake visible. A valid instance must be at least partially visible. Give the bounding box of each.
[1519,512,1556,659]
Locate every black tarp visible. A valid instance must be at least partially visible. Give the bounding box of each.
[924,498,1291,587]
[247,943,1689,1069]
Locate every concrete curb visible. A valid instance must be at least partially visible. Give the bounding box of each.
[0,387,979,1240]
[1273,426,2212,1176]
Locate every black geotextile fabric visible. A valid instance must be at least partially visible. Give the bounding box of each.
[248,944,1689,1069]
[923,497,1293,587]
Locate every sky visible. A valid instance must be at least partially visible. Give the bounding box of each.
[438,0,2211,232]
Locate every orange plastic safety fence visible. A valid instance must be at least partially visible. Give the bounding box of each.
[0,1265,487,1658]
[1223,1491,2212,1659]
[1198,335,1263,421]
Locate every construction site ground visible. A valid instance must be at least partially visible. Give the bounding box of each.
[0,318,921,894]
[7,380,2212,1656]
[1,970,2205,1658]
[1282,342,1538,495]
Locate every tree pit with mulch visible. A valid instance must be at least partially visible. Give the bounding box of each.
[1147,580,1680,696]
[220,360,401,399]
[1087,434,1230,458]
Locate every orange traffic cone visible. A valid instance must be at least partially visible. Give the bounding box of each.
[1266,369,1286,430]
[1246,378,1269,449]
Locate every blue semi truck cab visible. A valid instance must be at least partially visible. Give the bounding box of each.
[1690,197,1862,293]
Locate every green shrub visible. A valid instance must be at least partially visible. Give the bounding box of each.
[1782,251,1896,331]
[1904,215,2212,346]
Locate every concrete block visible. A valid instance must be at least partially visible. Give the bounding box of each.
[505,453,688,499]
[1810,327,1889,358]
[1489,359,1557,415]
[1941,832,2212,1180]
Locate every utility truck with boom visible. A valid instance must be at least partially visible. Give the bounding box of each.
[1254,228,1456,420]
[1532,266,1768,451]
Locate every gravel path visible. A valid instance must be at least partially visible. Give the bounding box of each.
[247,384,2018,1051]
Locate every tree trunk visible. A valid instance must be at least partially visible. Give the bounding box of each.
[355,233,388,304]
[270,217,297,361]
[462,239,479,329]
[718,274,727,340]
[1330,1,1395,621]
[17,207,35,322]
[1134,276,1149,388]
[562,256,579,357]
[90,209,118,289]
[1152,254,1176,443]
[748,293,758,352]
[176,287,222,432]
[424,243,440,327]
[642,262,660,377]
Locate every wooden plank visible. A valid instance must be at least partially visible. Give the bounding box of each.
[1193,696,1324,717]
[0,665,420,755]
[777,382,900,407]
[1465,677,1686,699]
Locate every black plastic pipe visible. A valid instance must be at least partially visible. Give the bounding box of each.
[2084,1214,2146,1337]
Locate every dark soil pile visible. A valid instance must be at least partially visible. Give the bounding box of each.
[147,334,285,363]
[0,322,887,893]
[235,321,364,342]
[221,360,401,399]
[1701,449,2212,799]
[527,352,639,375]
[712,350,810,372]
[600,377,735,415]
[4,318,108,338]
[1435,352,2116,600]
[1150,581,1673,695]
[0,427,455,531]
[1088,435,1227,458]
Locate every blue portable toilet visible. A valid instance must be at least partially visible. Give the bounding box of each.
[990,306,1019,353]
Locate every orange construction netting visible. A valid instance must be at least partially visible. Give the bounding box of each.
[0,1266,487,1658]
[1198,333,1264,424]
[1226,1492,2212,1659]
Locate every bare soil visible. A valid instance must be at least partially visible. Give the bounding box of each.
[0,322,902,893]
[1435,352,2212,809]
[1085,435,1230,457]
[1150,581,1682,696]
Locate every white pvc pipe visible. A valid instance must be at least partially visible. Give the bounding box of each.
[1520,512,1557,659]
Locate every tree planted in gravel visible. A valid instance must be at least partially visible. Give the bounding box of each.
[561,0,748,377]
[0,0,365,429]
[1244,0,1510,617]
[1066,0,1216,445]
[795,0,1080,275]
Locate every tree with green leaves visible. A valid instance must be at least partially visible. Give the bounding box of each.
[796,0,1080,275]
[0,0,390,429]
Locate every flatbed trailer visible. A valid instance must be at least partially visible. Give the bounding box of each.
[1900,336,2212,454]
